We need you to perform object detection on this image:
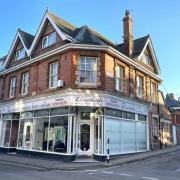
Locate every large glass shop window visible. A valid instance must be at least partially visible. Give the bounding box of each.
[17,108,71,154]
[104,108,147,155]
[0,113,19,147]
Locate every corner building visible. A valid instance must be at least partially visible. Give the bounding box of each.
[0,10,162,160]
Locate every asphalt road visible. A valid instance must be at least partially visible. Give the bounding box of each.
[0,150,180,180]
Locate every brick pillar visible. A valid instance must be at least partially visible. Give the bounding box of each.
[146,76,151,101]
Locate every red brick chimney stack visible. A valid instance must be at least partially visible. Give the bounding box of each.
[123,10,134,57]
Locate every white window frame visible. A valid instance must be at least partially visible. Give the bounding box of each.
[136,75,143,99]
[9,76,16,98]
[21,72,29,95]
[79,56,97,85]
[49,61,58,89]
[143,53,152,67]
[115,65,125,92]
[42,32,56,49]
[151,82,156,103]
[16,48,25,61]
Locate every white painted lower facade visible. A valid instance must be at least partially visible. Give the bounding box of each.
[0,90,149,158]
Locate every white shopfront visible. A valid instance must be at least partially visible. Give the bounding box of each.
[0,92,149,158]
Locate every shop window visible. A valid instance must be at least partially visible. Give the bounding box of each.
[104,108,122,118]
[122,111,135,120]
[21,72,29,95]
[21,111,33,119]
[0,113,19,148]
[48,116,68,153]
[138,114,147,121]
[115,65,125,92]
[50,107,69,116]
[49,61,58,88]
[79,56,97,85]
[33,117,49,151]
[34,109,49,117]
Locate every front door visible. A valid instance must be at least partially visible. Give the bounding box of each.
[23,122,33,149]
[78,123,93,156]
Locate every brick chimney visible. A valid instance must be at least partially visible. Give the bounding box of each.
[123,10,134,57]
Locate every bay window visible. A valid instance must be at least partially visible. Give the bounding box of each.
[9,76,16,98]
[21,72,29,95]
[115,65,125,92]
[79,57,97,85]
[49,62,58,88]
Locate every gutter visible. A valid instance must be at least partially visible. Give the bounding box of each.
[0,43,162,82]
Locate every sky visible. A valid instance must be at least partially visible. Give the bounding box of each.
[0,0,180,98]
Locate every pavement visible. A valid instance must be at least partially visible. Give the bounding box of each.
[0,145,179,171]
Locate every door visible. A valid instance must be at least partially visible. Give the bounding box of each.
[23,122,33,149]
[78,123,93,156]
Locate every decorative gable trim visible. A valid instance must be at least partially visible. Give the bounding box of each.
[4,30,29,68]
[137,37,160,74]
[29,12,75,56]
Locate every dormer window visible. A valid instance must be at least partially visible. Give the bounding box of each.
[42,32,56,49]
[143,53,152,67]
[16,48,25,61]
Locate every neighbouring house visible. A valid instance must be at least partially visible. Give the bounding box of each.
[158,91,172,146]
[166,93,180,144]
[0,10,164,161]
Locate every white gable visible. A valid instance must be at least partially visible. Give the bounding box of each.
[28,11,75,56]
[4,30,29,68]
[137,37,160,74]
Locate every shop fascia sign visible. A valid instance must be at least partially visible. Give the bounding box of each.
[0,94,148,115]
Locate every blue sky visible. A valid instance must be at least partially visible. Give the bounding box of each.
[0,0,179,98]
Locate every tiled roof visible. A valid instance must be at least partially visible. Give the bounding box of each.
[48,12,116,47]
[0,55,7,62]
[165,95,180,108]
[116,35,149,57]
[19,29,34,49]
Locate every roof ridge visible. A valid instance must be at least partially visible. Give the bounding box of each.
[47,11,76,31]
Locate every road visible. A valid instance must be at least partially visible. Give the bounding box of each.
[0,150,180,180]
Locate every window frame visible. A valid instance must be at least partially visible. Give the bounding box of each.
[115,65,125,92]
[79,56,97,85]
[136,75,144,99]
[9,76,16,98]
[49,61,58,89]
[42,32,56,49]
[16,48,25,61]
[150,81,156,103]
[21,72,29,96]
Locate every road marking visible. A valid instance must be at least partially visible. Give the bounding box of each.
[118,173,133,177]
[101,171,113,174]
[88,173,95,175]
[142,177,159,180]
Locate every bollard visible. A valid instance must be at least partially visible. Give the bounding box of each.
[107,138,110,164]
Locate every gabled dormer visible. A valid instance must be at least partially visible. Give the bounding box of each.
[4,29,34,68]
[30,11,76,58]
[134,35,160,75]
